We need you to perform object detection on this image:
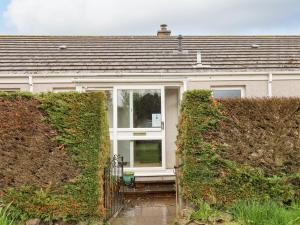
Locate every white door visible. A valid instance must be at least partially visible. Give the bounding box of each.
[112,86,165,172]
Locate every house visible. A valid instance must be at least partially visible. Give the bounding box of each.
[1,25,300,181]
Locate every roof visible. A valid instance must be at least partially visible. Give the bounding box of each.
[0,35,300,74]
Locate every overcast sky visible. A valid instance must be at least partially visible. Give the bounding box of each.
[0,0,300,35]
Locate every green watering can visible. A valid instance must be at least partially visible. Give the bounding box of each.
[123,171,135,186]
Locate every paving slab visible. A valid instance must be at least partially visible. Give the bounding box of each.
[111,194,176,225]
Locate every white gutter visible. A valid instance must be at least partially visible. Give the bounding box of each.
[268,73,273,97]
[1,70,300,78]
[28,75,33,93]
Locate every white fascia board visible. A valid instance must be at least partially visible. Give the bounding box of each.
[188,74,269,81]
[73,78,185,83]
[1,71,300,84]
[271,74,300,80]
[22,74,300,84]
[33,76,77,84]
[1,70,300,78]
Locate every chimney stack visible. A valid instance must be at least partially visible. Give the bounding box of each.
[157,24,171,37]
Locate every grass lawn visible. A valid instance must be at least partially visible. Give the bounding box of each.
[189,201,300,225]
[0,204,14,225]
[231,201,300,225]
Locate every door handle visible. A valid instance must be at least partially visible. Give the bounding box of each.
[161,121,164,130]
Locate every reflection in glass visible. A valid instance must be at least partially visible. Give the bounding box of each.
[213,89,241,99]
[118,140,130,167]
[117,89,162,128]
[105,90,113,128]
[110,140,114,158]
[133,90,161,128]
[117,90,130,128]
[134,140,162,167]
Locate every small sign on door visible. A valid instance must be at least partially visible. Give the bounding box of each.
[152,114,161,127]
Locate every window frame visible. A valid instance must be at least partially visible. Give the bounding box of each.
[211,86,245,98]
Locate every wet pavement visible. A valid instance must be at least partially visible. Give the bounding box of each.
[111,194,176,225]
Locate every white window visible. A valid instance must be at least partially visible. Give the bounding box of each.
[211,86,245,99]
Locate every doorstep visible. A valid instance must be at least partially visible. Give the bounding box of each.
[123,168,175,182]
[135,175,175,183]
[134,169,175,183]
[122,169,175,194]
[126,169,175,177]
[133,169,175,182]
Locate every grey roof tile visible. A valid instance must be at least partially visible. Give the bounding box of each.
[0,35,299,73]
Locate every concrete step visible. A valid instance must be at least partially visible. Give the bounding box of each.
[135,175,175,183]
[122,181,176,195]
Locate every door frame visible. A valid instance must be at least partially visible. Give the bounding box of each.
[112,85,166,171]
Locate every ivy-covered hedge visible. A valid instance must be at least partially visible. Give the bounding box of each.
[177,90,300,207]
[0,92,110,222]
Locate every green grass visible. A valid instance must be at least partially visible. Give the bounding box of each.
[231,201,300,225]
[0,204,14,225]
[190,201,214,222]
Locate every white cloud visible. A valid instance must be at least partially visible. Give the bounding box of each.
[3,0,300,35]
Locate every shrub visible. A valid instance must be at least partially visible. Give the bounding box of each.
[1,92,110,222]
[177,90,299,206]
[215,98,300,175]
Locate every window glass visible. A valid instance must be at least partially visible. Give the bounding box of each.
[105,90,113,128]
[118,140,130,167]
[110,140,114,158]
[117,140,162,168]
[117,89,162,128]
[134,140,162,167]
[212,89,242,99]
[133,90,161,128]
[117,90,130,128]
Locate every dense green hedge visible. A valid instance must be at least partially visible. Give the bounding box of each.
[177,90,299,207]
[1,92,110,222]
